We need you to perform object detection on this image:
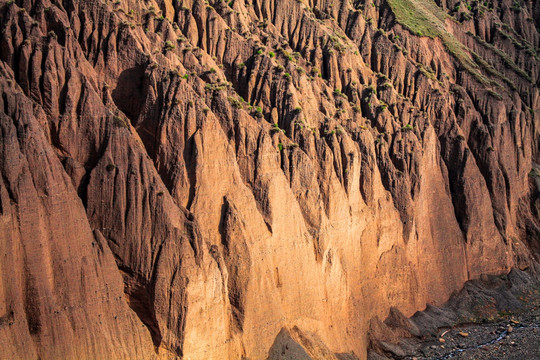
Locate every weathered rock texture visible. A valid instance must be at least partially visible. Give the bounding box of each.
[0,0,538,359]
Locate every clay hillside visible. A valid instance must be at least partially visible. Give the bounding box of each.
[0,0,538,359]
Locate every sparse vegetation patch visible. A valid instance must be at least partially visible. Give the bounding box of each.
[387,0,493,85]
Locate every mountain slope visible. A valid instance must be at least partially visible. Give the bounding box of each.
[0,0,538,359]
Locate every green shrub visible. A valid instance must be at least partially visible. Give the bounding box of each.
[401,124,414,131]
[271,123,284,133]
[164,40,175,51]
[113,116,128,128]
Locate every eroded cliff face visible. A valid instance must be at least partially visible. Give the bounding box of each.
[0,0,538,359]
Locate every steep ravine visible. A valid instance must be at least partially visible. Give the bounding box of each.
[0,0,538,359]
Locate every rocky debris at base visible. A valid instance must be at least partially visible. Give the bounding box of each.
[407,320,540,359]
[369,268,540,360]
